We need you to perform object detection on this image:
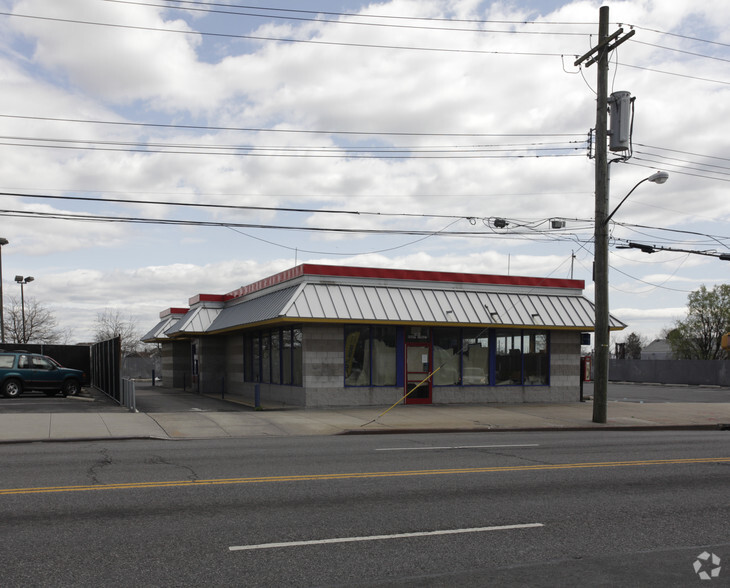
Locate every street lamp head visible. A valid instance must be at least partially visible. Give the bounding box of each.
[647,171,669,184]
[14,275,22,283]
[0,238,8,246]
[25,276,34,283]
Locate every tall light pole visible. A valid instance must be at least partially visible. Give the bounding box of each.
[14,275,34,343]
[0,238,7,344]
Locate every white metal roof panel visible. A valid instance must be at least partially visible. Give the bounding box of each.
[279,283,624,330]
[141,316,181,342]
[160,281,624,334]
[165,306,222,336]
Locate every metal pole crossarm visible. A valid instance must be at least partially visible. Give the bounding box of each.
[584,29,636,68]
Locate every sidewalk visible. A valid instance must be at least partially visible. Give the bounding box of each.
[0,383,729,443]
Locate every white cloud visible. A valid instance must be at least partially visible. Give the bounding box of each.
[0,0,726,342]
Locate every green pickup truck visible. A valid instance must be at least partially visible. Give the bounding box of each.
[0,352,86,398]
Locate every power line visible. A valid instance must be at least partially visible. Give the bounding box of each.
[0,134,584,152]
[0,190,469,220]
[130,0,596,28]
[0,114,585,139]
[632,150,730,175]
[0,207,556,239]
[0,134,587,159]
[616,61,730,86]
[3,189,727,246]
[626,158,730,183]
[629,40,730,63]
[635,144,730,164]
[102,0,594,36]
[609,264,693,293]
[1,11,573,57]
[0,139,586,159]
[623,23,730,50]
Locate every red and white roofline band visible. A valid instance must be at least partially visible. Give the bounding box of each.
[160,264,586,319]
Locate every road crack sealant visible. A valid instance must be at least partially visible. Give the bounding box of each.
[145,455,200,482]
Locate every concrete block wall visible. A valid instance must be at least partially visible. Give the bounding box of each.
[161,340,191,389]
[541,330,581,402]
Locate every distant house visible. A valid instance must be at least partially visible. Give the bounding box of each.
[142,264,625,407]
[641,339,673,360]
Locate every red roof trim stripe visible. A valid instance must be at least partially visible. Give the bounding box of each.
[160,307,189,318]
[224,264,584,301]
[188,293,227,305]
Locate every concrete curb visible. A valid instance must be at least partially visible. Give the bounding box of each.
[1,423,726,445]
[340,424,729,435]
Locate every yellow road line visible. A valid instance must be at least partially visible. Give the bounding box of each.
[1,457,728,496]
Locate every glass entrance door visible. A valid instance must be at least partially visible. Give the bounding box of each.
[405,343,432,404]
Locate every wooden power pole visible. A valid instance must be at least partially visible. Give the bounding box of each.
[574,7,635,423]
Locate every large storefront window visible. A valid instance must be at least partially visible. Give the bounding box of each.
[292,328,303,386]
[261,331,271,383]
[462,328,490,385]
[271,330,281,384]
[496,329,523,385]
[244,327,302,386]
[345,325,396,386]
[432,327,460,385]
[251,335,260,382]
[371,326,397,386]
[345,325,369,386]
[524,331,548,385]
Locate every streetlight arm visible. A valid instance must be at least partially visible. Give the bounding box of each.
[604,171,668,226]
[603,177,647,226]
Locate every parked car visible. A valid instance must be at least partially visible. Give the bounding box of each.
[0,351,86,398]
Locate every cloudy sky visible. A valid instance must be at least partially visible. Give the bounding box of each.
[0,0,728,345]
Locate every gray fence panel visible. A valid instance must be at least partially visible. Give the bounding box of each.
[610,359,730,386]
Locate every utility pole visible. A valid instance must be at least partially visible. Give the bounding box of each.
[574,6,634,424]
[593,7,610,424]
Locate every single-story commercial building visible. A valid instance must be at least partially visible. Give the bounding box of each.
[142,264,625,407]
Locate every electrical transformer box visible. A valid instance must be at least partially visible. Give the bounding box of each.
[609,90,632,152]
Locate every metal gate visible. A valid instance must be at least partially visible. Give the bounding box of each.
[91,337,121,403]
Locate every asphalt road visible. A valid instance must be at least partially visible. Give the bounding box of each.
[0,430,728,586]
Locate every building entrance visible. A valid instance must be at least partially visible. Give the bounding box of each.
[404,342,432,404]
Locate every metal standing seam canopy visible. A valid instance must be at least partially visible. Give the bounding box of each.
[164,306,223,338]
[197,282,625,334]
[141,314,184,343]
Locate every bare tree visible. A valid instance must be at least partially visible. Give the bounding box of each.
[3,295,62,344]
[94,309,142,356]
